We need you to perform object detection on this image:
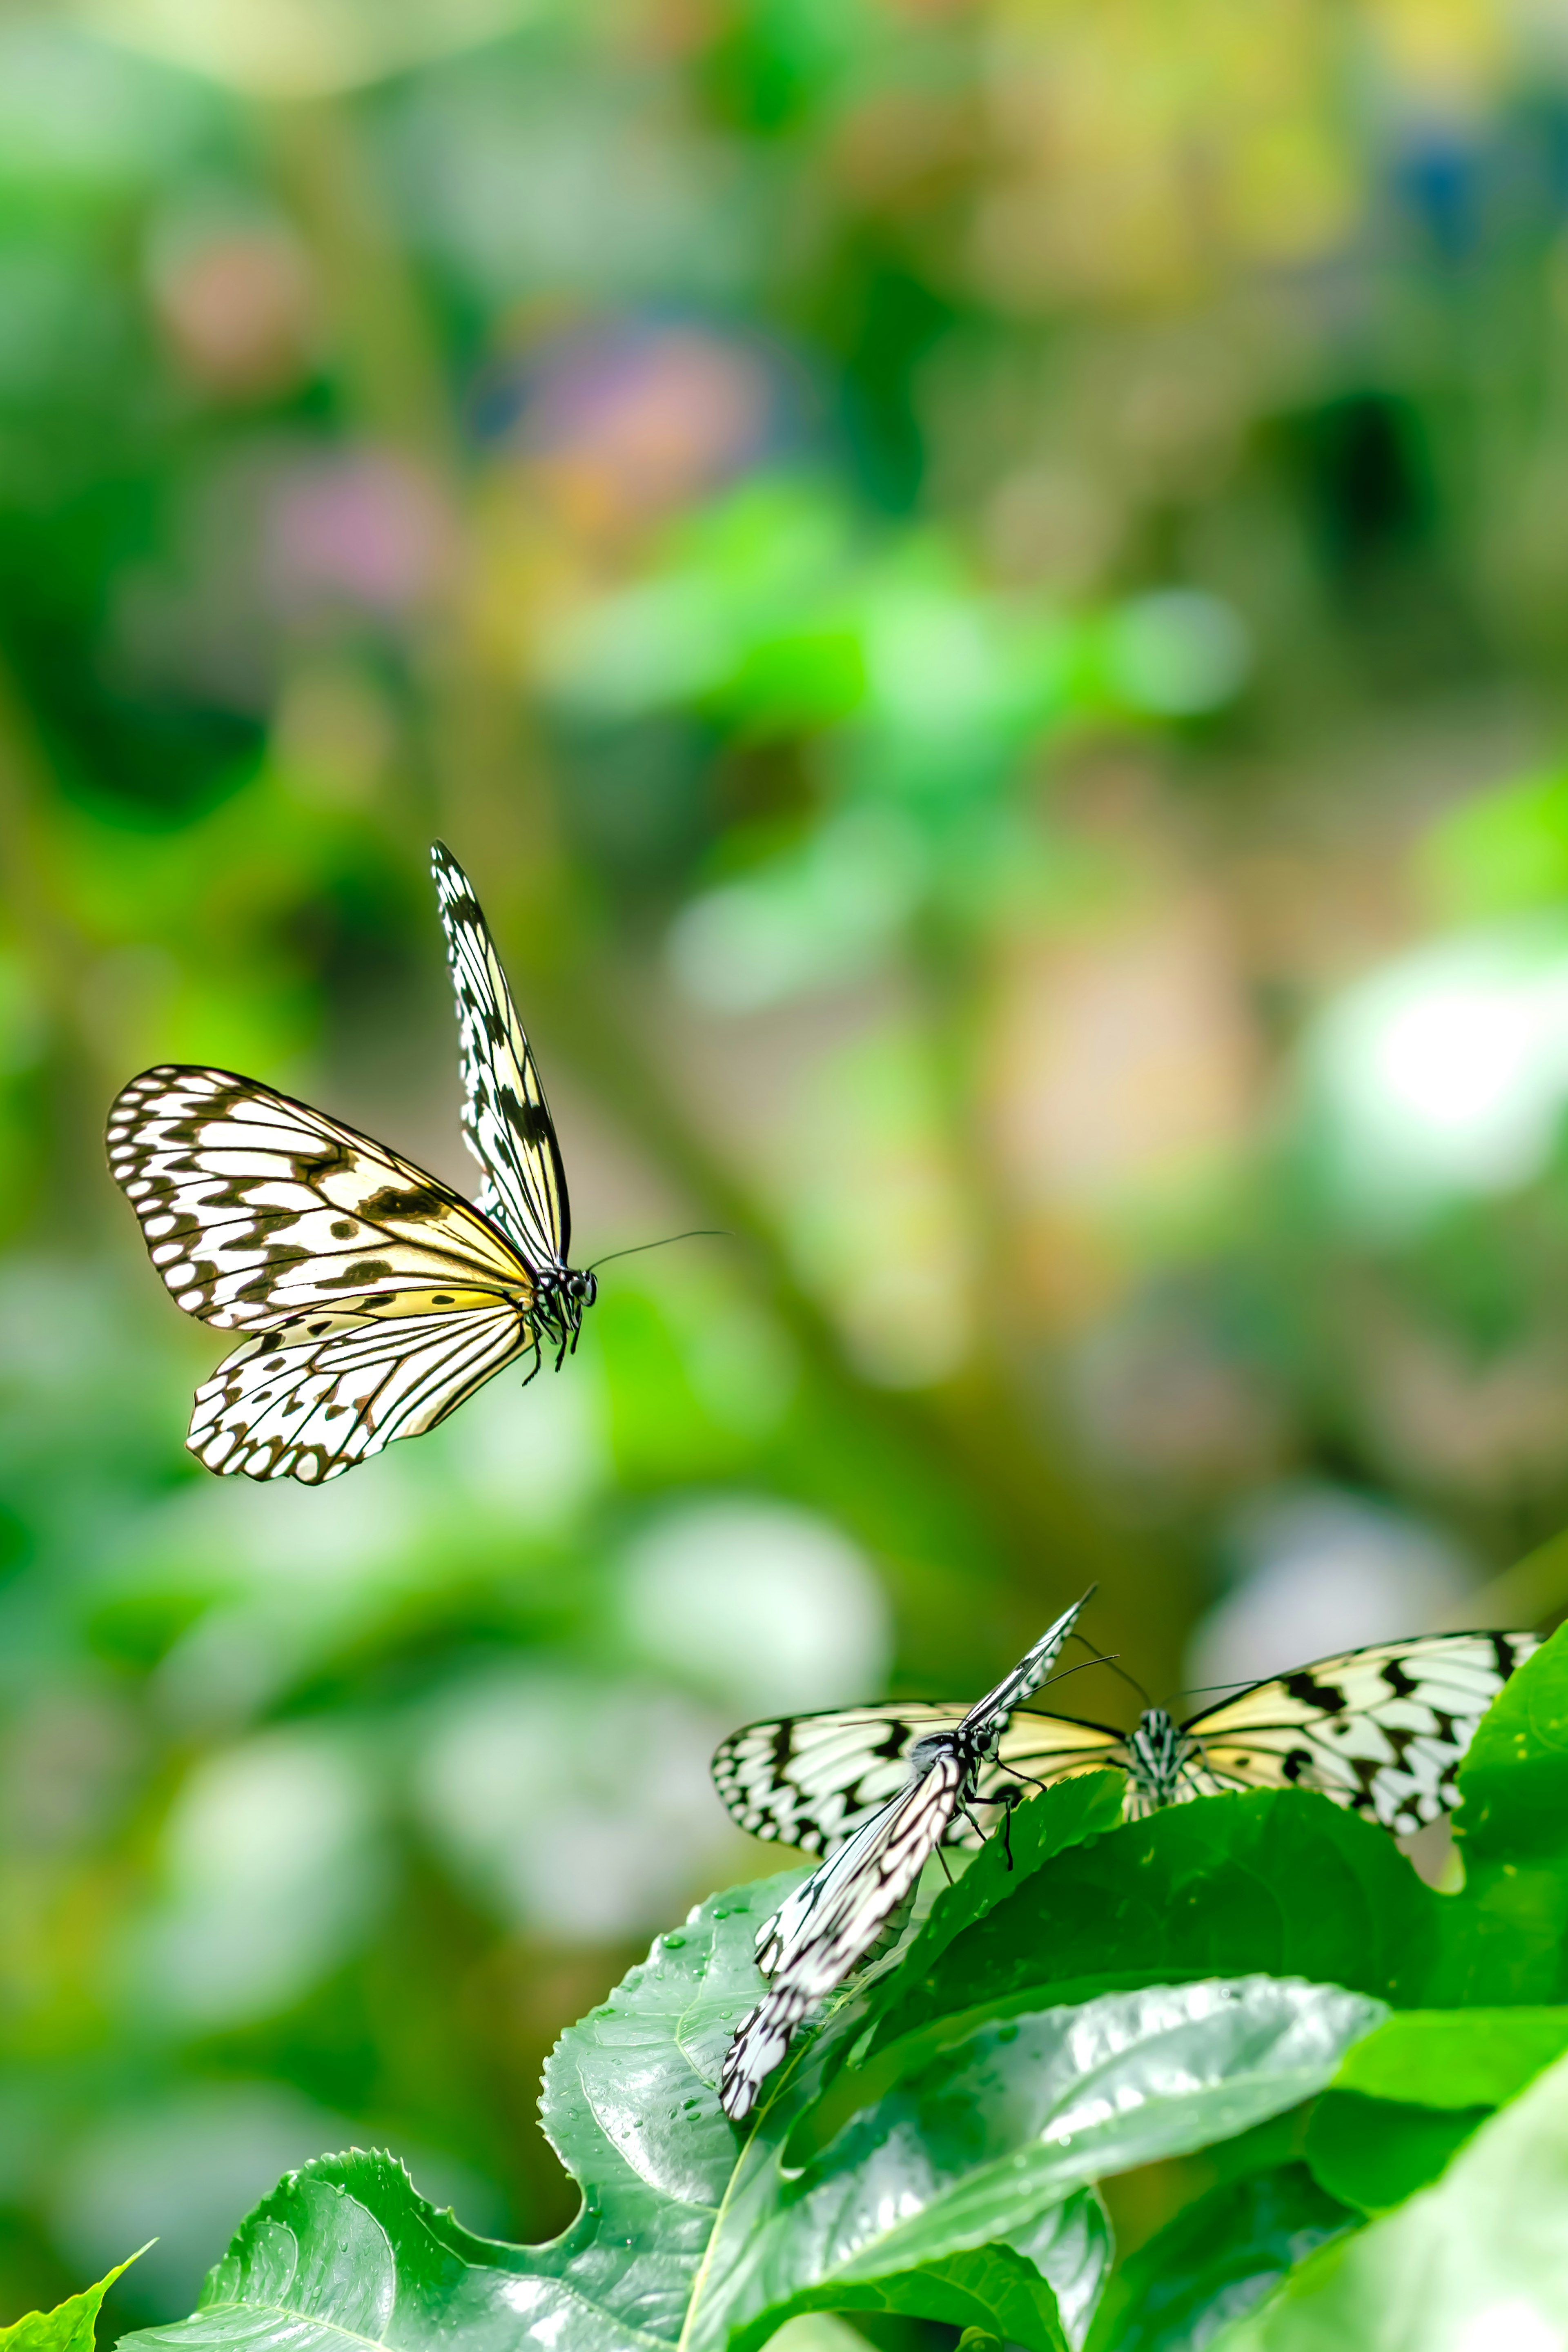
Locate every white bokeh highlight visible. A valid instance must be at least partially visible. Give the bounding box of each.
[1187,1483,1474,1693]
[619,1493,891,1714]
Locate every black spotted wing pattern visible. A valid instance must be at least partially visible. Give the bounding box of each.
[712,1704,973,1856]
[1172,1631,1541,1833]
[189,1302,528,1483]
[432,841,568,1270]
[718,1754,963,2121]
[107,1066,527,1329]
[107,1064,537,1481]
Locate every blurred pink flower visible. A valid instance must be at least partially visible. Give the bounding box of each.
[265,449,455,617]
[488,321,780,524]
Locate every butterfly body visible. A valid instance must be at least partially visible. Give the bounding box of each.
[1123,1705,1187,1815]
[716,1593,1091,2122]
[108,845,593,1481]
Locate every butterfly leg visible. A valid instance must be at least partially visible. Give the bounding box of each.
[519,1335,543,1388]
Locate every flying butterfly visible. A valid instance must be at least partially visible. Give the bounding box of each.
[717,1592,1091,2123]
[105,842,597,1483]
[713,1630,1540,1865]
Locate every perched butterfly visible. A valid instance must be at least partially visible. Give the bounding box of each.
[716,1592,1091,2123]
[716,1632,1539,1868]
[105,843,595,1483]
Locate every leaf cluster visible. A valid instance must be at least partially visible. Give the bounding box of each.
[10,1627,1535,2352]
[4,1630,1555,2352]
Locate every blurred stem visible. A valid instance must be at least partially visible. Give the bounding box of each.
[263,96,565,908]
[0,643,109,1223]
[257,90,1150,1632]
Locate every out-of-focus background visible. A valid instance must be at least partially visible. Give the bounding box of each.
[5,0,1568,2327]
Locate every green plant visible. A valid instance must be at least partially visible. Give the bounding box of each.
[45,1623,1561,2352]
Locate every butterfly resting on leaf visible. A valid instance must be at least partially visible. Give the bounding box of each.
[712,1591,1092,2122]
[710,1621,1537,2121]
[107,844,595,1483]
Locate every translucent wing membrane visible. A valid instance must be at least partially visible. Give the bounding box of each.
[107,1066,528,1331]
[189,1302,530,1483]
[107,1064,539,1482]
[432,842,569,1269]
[1174,1630,1541,1835]
[713,1704,1129,1856]
[712,1705,973,1855]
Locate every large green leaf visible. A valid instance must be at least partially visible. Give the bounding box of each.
[1303,2003,1568,2215]
[117,1861,1381,2352]
[1084,2165,1355,2352]
[0,2255,145,2352]
[698,1976,1382,2352]
[1331,2006,1568,2108]
[1303,2094,1488,2213]
[1218,2045,1568,2349]
[869,1791,1439,2058]
[1438,1621,1568,2005]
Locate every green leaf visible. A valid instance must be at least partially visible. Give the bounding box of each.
[1303,2093,1487,2213]
[115,1860,1379,2352]
[1302,2005,1568,2216]
[1084,2165,1355,2352]
[1330,2007,1568,2108]
[870,1792,1438,2059]
[879,1773,1126,1995]
[1217,2046,1568,2349]
[1440,1621,1568,2004]
[697,1978,1384,2351]
[0,2252,147,2352]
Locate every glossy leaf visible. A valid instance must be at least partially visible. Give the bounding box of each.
[1220,2047,1568,2349]
[115,1840,1380,2352]
[0,2255,145,2352]
[1303,2093,1487,2213]
[1331,2007,1568,2108]
[695,1978,1384,2351]
[870,1792,1438,2059]
[1084,2165,1354,2352]
[1439,1622,1568,2005]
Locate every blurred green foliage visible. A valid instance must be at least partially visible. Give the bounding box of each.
[9,0,1568,2337]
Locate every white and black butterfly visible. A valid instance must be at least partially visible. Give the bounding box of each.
[105,843,595,1483]
[717,1592,1091,2123]
[715,1631,1540,1869]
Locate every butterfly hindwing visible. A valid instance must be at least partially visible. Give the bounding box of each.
[711,1704,973,1855]
[188,1300,530,1482]
[107,1065,528,1332]
[966,1713,1131,1834]
[432,842,569,1270]
[1174,1630,1541,1833]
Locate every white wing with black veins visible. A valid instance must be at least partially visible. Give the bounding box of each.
[432,841,569,1270]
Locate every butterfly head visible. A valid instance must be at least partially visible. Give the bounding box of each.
[1127,1707,1187,1809]
[532,1263,597,1356]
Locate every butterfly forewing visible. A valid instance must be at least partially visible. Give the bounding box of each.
[107,1066,528,1331]
[432,842,569,1269]
[1176,1630,1540,1834]
[189,1300,530,1482]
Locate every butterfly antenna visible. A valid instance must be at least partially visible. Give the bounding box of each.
[1042,1650,1121,1692]
[585,1230,730,1273]
[1100,1655,1156,1712]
